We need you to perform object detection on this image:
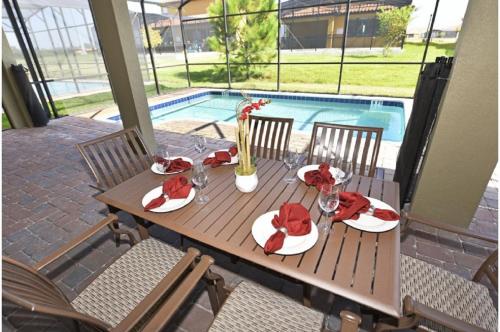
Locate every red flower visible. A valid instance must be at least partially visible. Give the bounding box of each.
[258,99,266,105]
[239,113,248,120]
[242,105,253,113]
[252,102,260,110]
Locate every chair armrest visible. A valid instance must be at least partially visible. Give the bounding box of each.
[34,214,119,271]
[112,247,202,332]
[140,255,215,331]
[403,296,490,332]
[404,211,498,244]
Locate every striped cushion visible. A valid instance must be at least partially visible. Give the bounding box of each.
[401,254,497,332]
[209,281,324,332]
[71,238,184,328]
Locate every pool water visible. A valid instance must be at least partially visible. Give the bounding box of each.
[147,94,405,142]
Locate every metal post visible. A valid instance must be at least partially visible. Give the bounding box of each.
[49,6,80,93]
[222,0,231,88]
[141,0,160,95]
[131,12,151,81]
[39,9,65,81]
[337,0,350,94]
[86,0,117,105]
[420,0,440,74]
[276,0,281,91]
[26,20,49,76]
[58,7,83,78]
[178,6,191,87]
[79,8,102,75]
[7,0,58,118]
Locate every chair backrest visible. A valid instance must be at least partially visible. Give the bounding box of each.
[249,115,293,161]
[307,122,383,177]
[473,250,498,291]
[2,257,110,331]
[76,127,153,191]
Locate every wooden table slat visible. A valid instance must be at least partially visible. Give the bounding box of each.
[96,157,401,317]
[203,162,287,236]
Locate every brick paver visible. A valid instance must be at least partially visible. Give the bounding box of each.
[2,116,497,331]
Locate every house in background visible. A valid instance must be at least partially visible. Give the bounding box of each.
[144,0,413,52]
[407,27,461,43]
[280,0,412,49]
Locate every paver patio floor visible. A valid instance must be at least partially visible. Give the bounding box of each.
[2,116,497,331]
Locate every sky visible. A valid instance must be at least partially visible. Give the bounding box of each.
[407,0,469,33]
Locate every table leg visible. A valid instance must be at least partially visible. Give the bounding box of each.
[133,216,150,240]
[303,283,312,307]
[107,205,120,246]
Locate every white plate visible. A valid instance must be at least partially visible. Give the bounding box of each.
[206,149,239,165]
[342,197,399,233]
[297,164,346,184]
[151,156,193,175]
[141,186,195,213]
[252,210,319,255]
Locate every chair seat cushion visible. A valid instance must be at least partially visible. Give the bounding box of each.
[401,254,497,332]
[209,281,324,332]
[71,238,184,328]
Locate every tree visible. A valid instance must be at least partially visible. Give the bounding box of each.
[141,26,163,51]
[207,0,278,79]
[377,5,414,55]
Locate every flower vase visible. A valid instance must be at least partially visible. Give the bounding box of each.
[235,169,258,193]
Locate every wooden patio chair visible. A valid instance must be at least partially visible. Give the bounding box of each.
[307,122,383,178]
[2,214,217,332]
[205,278,363,332]
[76,127,153,192]
[249,114,294,161]
[376,212,498,332]
[76,127,155,242]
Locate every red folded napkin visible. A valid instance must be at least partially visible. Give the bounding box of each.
[203,151,231,168]
[332,192,400,222]
[229,145,238,156]
[144,175,192,211]
[264,202,312,255]
[166,158,192,172]
[304,163,336,190]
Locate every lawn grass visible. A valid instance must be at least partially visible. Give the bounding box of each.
[153,42,455,97]
[54,83,173,116]
[16,41,454,120]
[2,114,12,130]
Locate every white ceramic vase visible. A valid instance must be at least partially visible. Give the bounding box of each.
[235,170,258,193]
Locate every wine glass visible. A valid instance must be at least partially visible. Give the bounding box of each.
[192,161,209,204]
[318,183,340,235]
[194,135,207,153]
[153,146,170,173]
[338,162,353,191]
[283,149,299,183]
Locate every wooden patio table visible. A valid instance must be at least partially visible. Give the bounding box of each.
[96,151,401,318]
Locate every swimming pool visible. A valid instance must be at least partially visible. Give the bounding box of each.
[108,91,406,142]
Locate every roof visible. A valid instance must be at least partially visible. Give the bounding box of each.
[281,0,412,19]
[281,0,412,10]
